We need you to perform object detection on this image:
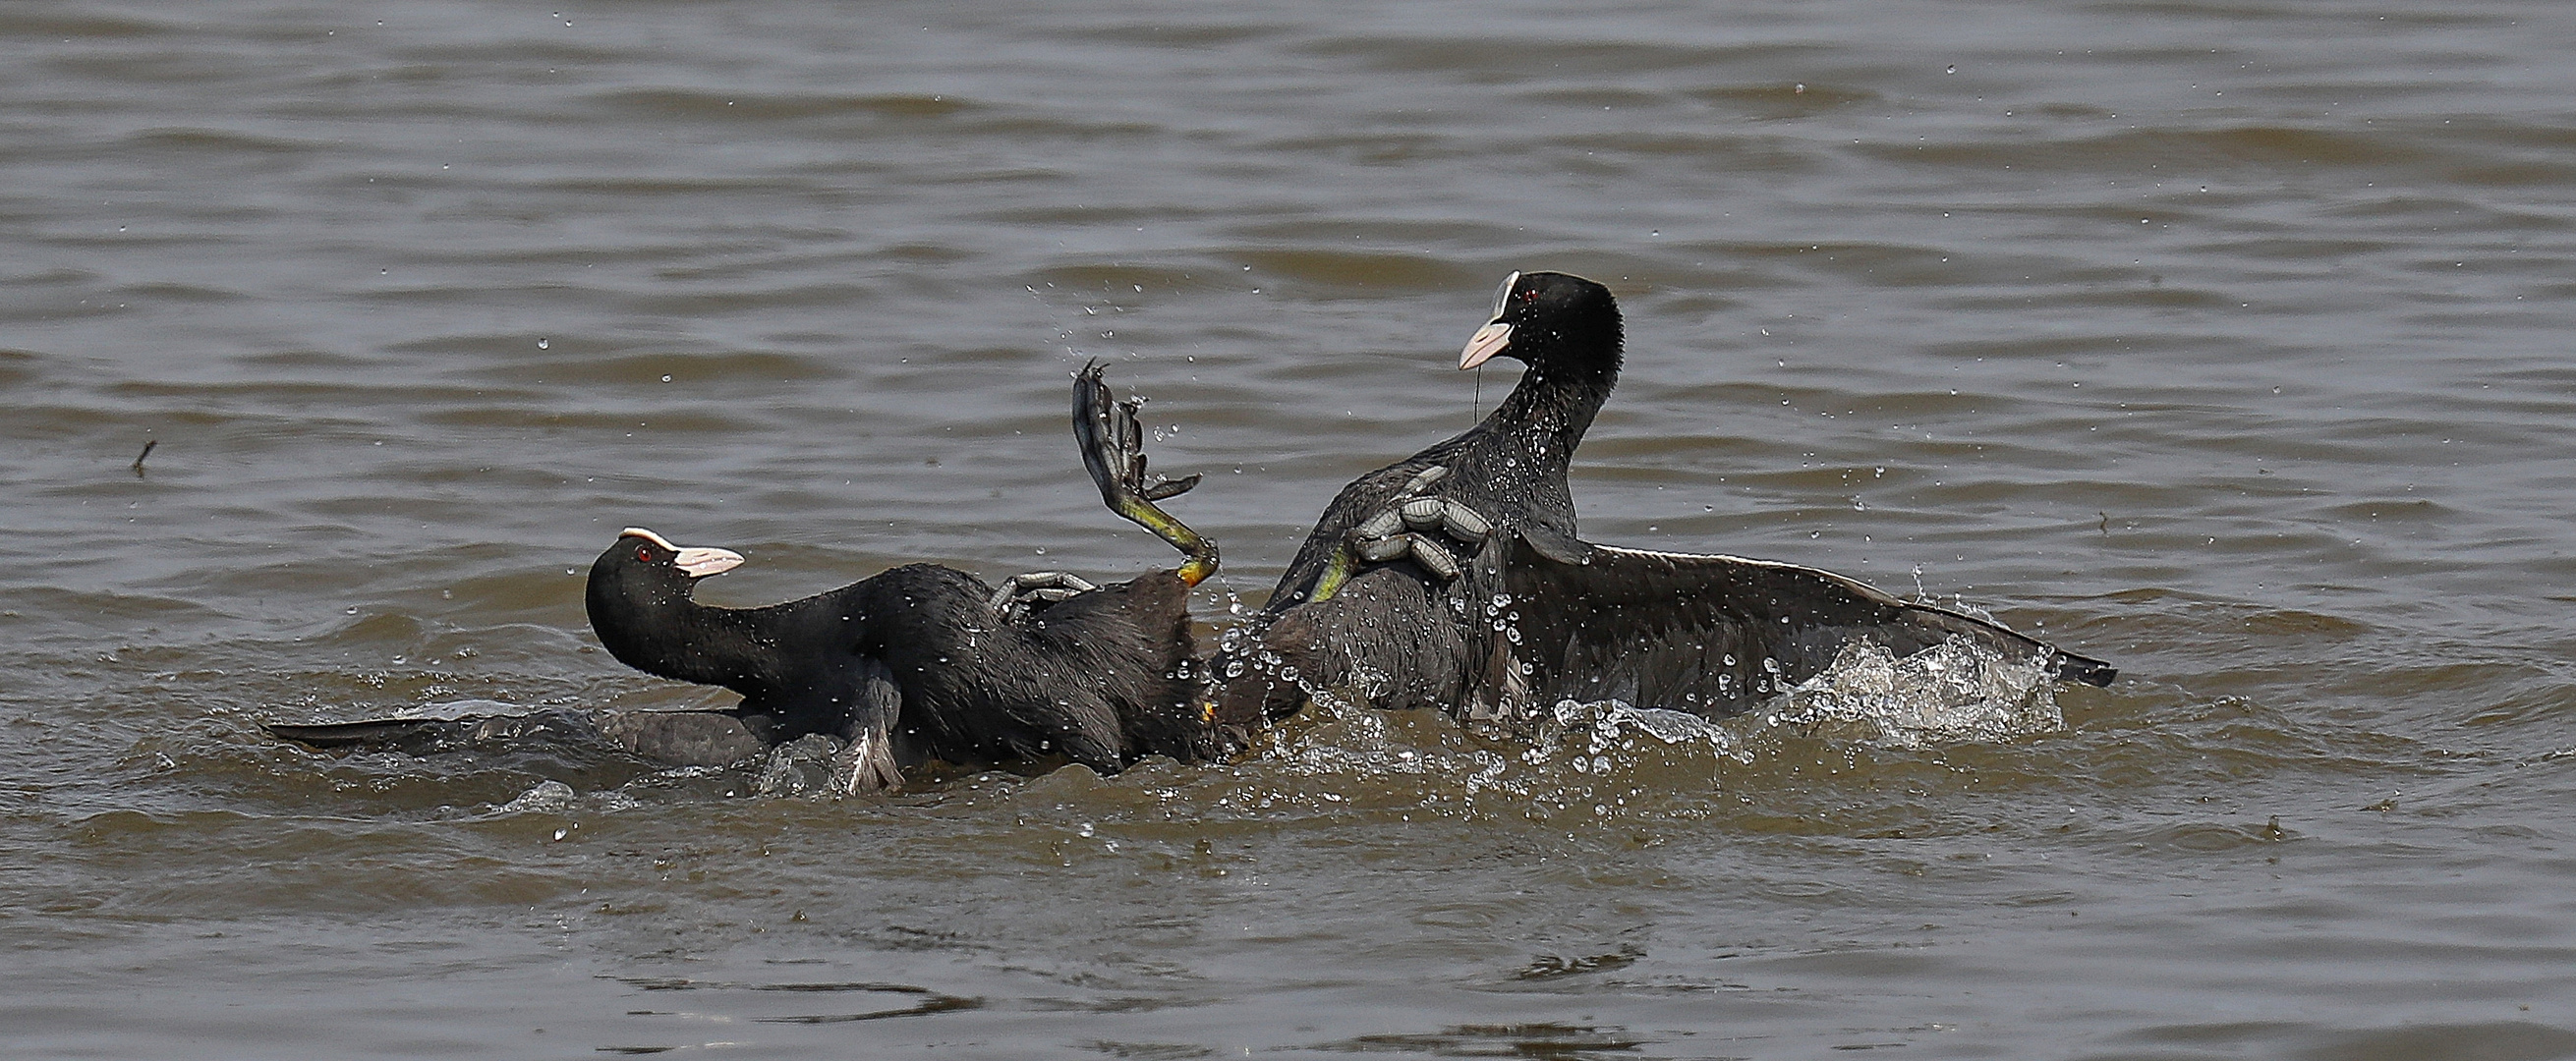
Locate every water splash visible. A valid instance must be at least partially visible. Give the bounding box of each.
[493,778,576,814]
[1545,698,1746,761]
[1762,638,2061,748]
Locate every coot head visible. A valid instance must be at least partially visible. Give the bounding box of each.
[1459,270,1623,379]
[590,527,744,606]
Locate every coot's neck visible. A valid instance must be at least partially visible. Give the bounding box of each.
[1486,345,1621,460]
[588,582,775,695]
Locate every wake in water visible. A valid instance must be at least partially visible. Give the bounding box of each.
[1207,631,2067,819]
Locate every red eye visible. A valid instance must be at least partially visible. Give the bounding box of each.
[637,547,654,563]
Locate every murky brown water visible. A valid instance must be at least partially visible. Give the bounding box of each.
[6,1,2574,1056]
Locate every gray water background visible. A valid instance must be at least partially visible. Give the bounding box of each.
[4,1,2573,1056]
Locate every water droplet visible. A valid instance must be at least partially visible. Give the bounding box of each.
[536,338,549,350]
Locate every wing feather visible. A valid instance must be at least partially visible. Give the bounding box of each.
[1492,534,2114,718]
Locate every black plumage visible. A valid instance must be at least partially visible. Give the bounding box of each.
[275,283,2118,790]
[1210,270,2111,727]
[1482,535,2114,720]
[276,366,1225,792]
[1270,270,1618,606]
[583,529,1212,783]
[1208,271,1623,723]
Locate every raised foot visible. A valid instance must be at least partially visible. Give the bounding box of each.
[1077,364,1200,504]
[1075,362,1218,585]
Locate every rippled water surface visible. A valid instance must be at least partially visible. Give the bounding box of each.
[7,1,2575,1056]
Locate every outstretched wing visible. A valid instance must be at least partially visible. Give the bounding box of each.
[1490,534,2115,719]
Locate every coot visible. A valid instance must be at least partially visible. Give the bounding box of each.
[1207,271,2111,726]
[1205,271,1624,722]
[275,365,1225,792]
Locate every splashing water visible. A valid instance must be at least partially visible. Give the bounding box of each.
[492,778,577,814]
[1762,637,2061,748]
[1545,699,1746,762]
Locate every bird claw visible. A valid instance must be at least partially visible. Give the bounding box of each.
[1347,530,1462,581]
[1075,363,1219,586]
[1343,466,1490,584]
[1078,367,1198,505]
[1355,507,1404,541]
[988,570,1099,618]
[1404,533,1463,581]
[1140,475,1200,502]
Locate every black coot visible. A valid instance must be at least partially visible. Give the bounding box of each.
[1271,270,1619,606]
[276,365,1225,792]
[1207,271,1623,723]
[579,363,1224,785]
[1210,271,2111,727]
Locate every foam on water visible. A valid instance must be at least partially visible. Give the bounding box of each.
[1763,637,2062,749]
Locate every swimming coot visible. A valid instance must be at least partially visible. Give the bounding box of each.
[1206,270,2112,727]
[1204,271,1623,723]
[1273,270,1618,607]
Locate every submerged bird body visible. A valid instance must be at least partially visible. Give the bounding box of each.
[278,366,1226,792]
[570,365,1224,784]
[585,536,1210,777]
